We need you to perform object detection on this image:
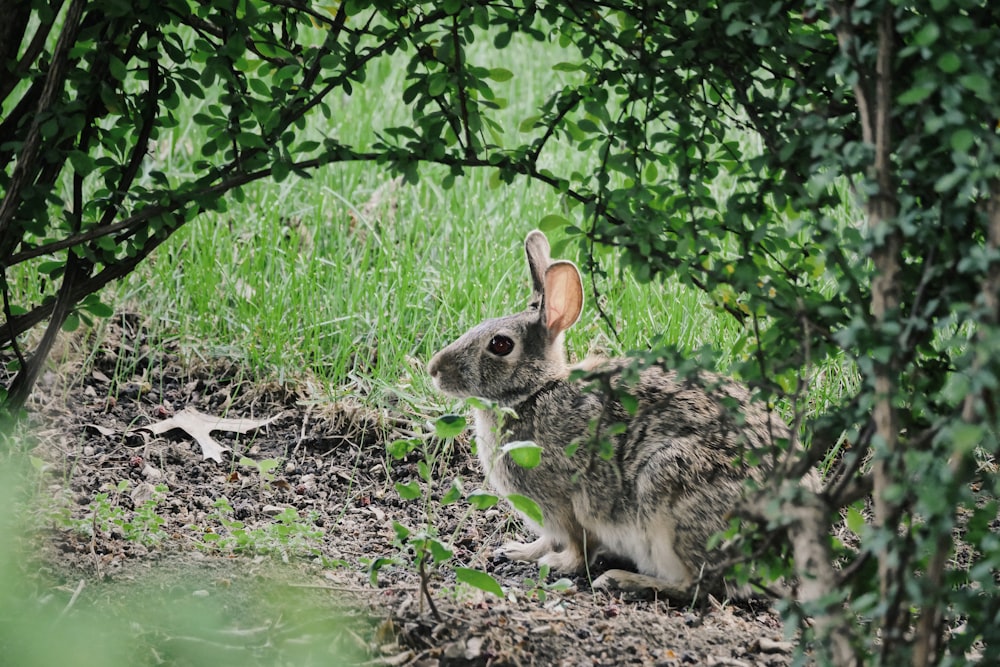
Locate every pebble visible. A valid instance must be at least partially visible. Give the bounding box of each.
[142,464,164,481]
[757,638,794,654]
[83,446,95,456]
[262,504,285,516]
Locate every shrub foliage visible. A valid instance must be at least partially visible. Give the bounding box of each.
[2,1,999,663]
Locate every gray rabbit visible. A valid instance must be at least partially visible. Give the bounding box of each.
[428,230,799,597]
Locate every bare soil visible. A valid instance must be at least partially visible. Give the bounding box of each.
[15,314,798,666]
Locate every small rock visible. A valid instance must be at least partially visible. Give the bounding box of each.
[757,638,794,654]
[262,504,285,516]
[285,461,295,473]
[464,636,485,660]
[83,446,95,457]
[130,482,158,506]
[120,381,151,400]
[443,641,465,660]
[142,464,164,481]
[192,589,210,598]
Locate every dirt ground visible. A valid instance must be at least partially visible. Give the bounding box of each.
[15,314,801,666]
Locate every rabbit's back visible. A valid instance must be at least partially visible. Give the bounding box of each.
[485,361,784,580]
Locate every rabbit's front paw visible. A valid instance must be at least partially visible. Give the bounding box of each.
[496,537,553,563]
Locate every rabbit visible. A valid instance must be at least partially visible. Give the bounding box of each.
[427,230,801,598]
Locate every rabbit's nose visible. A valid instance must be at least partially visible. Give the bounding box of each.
[427,353,441,378]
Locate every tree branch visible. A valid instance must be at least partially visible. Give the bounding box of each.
[0,0,85,258]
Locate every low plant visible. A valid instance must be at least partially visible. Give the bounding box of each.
[373,402,560,618]
[193,497,327,563]
[238,456,282,489]
[523,564,574,603]
[56,480,168,547]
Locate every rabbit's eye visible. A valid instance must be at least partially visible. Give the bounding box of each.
[488,335,515,357]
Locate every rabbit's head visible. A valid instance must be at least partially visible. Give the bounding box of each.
[427,231,583,406]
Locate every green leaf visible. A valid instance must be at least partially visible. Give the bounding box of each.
[395,481,422,500]
[434,414,467,439]
[898,85,932,105]
[62,314,80,332]
[467,489,499,510]
[552,62,581,72]
[644,162,659,183]
[441,479,463,505]
[68,151,96,176]
[368,557,394,586]
[502,440,542,468]
[38,261,63,276]
[257,458,280,473]
[387,438,418,459]
[428,73,448,97]
[272,159,291,183]
[951,423,984,454]
[912,22,940,47]
[934,167,967,193]
[548,578,574,591]
[538,214,570,232]
[493,30,512,49]
[488,68,513,82]
[518,114,541,132]
[937,52,961,73]
[958,73,991,100]
[507,493,543,526]
[950,128,974,153]
[428,538,453,563]
[846,504,866,536]
[455,567,504,597]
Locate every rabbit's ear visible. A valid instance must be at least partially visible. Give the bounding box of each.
[542,261,583,338]
[525,230,552,301]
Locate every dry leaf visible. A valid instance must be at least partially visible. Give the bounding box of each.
[141,408,281,462]
[85,423,118,437]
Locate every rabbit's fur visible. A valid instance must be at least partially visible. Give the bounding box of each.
[428,231,794,597]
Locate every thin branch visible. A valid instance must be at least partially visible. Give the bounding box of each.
[0,271,26,371]
[450,15,476,160]
[0,0,86,257]
[529,88,585,165]
[1,0,60,101]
